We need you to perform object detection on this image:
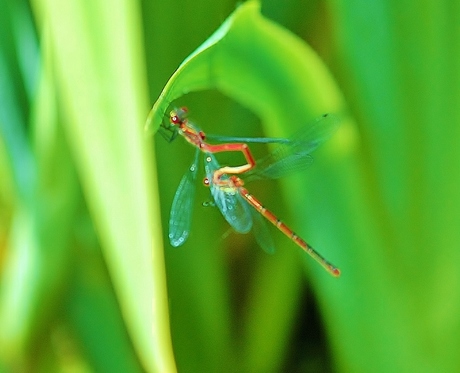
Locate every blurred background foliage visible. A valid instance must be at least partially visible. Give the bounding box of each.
[1,0,460,372]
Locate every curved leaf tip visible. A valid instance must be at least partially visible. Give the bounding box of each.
[145,0,265,135]
[145,0,346,139]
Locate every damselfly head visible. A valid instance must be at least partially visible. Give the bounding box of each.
[170,107,189,126]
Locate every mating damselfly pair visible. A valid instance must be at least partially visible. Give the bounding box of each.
[160,107,340,277]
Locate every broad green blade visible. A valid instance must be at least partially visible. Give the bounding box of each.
[145,0,346,136]
[145,1,349,371]
[30,1,176,372]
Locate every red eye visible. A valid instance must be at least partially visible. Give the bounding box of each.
[170,107,188,125]
[170,115,180,125]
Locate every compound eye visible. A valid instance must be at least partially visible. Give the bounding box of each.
[170,115,180,125]
[170,107,188,125]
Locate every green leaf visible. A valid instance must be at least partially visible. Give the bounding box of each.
[145,0,346,136]
[317,1,460,372]
[145,1,350,371]
[66,216,144,373]
[0,2,75,369]
[30,0,176,372]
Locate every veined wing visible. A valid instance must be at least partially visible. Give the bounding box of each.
[206,134,290,144]
[246,113,340,181]
[169,148,201,246]
[250,208,276,254]
[204,153,253,234]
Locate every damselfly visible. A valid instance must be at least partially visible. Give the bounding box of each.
[161,107,340,276]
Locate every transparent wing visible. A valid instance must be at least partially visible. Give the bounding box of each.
[204,153,253,234]
[206,134,290,144]
[250,208,276,254]
[246,113,340,181]
[169,148,201,246]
